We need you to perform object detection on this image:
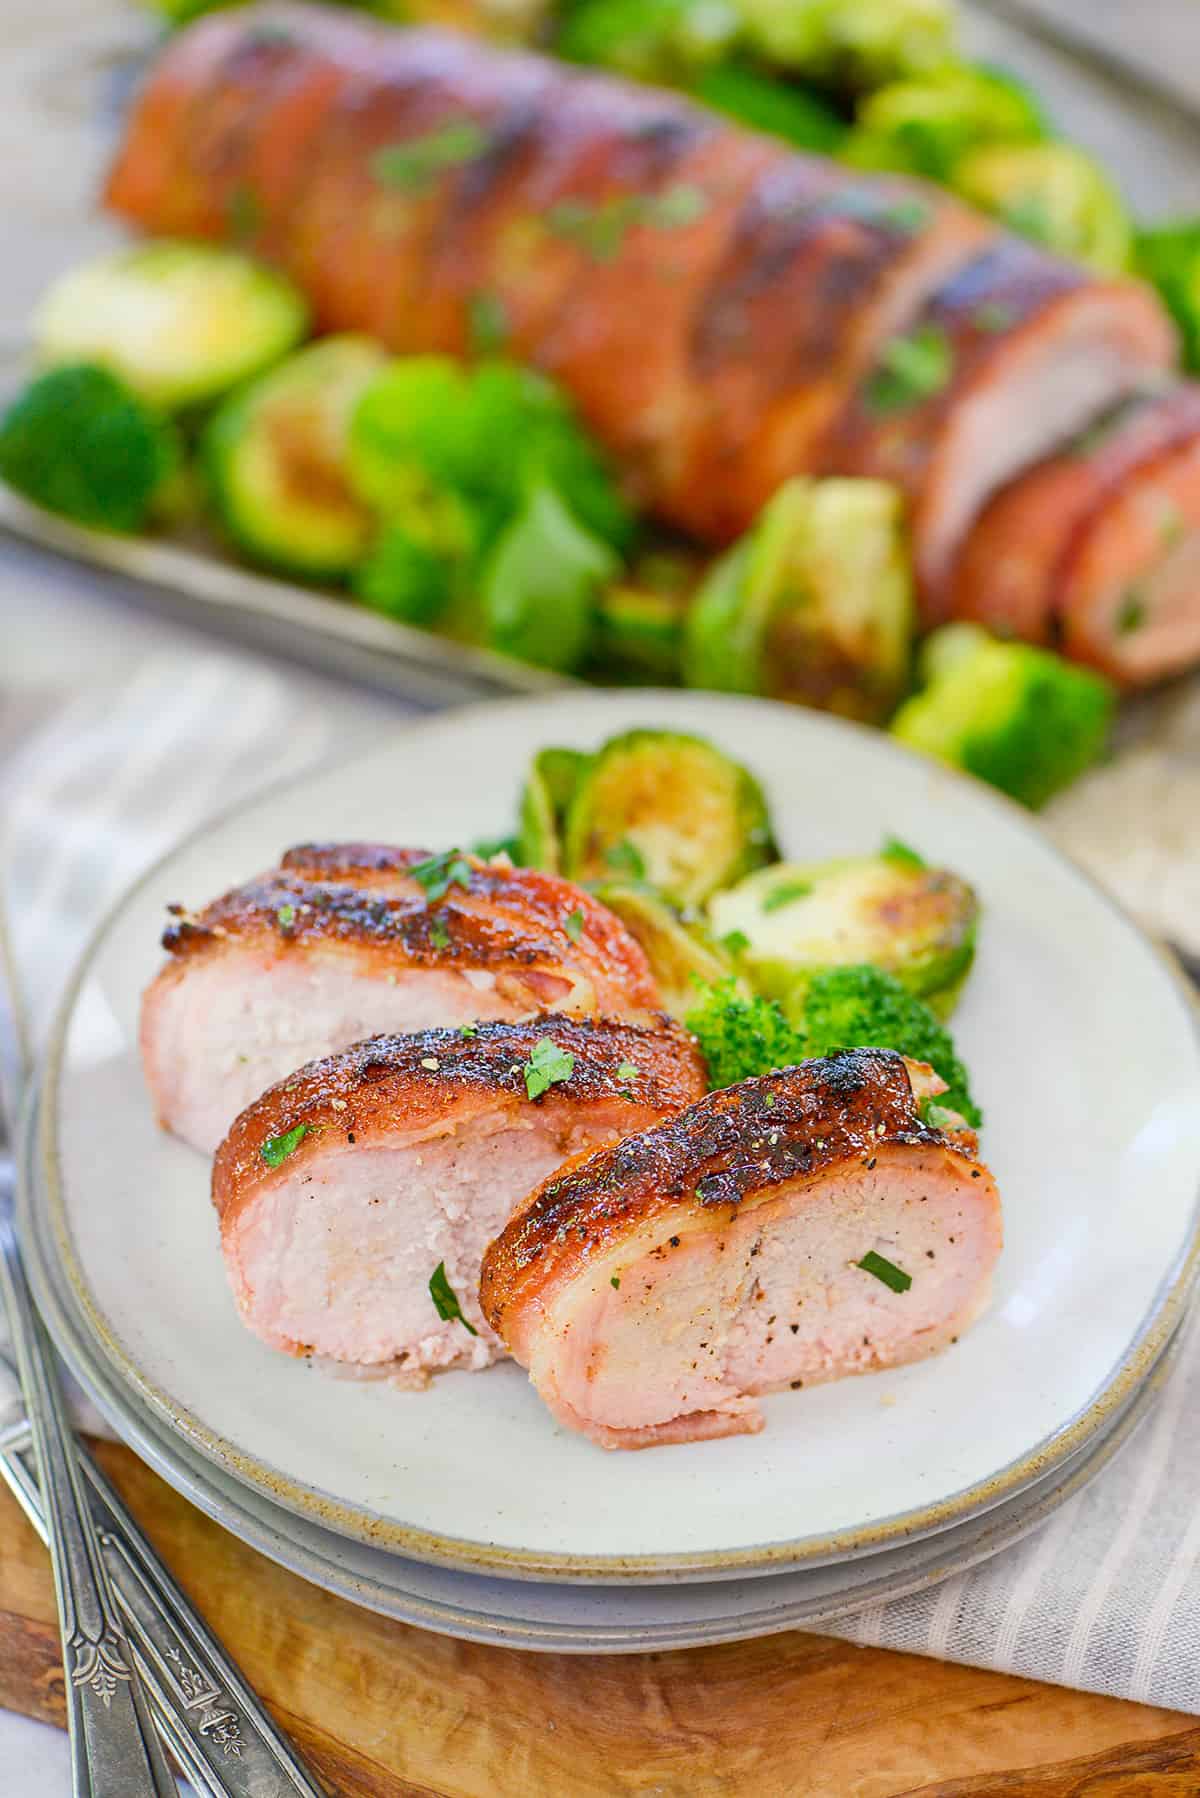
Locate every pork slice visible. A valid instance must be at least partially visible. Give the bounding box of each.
[141,843,660,1153]
[481,1050,1002,1449]
[213,1015,707,1378]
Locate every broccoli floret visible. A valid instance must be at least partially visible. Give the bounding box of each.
[790,962,980,1124]
[557,0,741,84]
[684,976,802,1090]
[353,484,478,626]
[0,363,180,533]
[1135,219,1200,372]
[890,624,1115,809]
[692,62,845,152]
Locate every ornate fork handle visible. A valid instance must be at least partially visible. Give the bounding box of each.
[0,1207,176,1798]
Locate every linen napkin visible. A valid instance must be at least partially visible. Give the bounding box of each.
[3,644,1200,1716]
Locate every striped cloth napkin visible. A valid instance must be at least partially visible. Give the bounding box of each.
[3,642,1200,1716]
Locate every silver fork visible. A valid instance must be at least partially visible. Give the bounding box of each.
[0,912,329,1795]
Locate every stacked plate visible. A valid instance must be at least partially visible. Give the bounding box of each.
[21,692,1200,1652]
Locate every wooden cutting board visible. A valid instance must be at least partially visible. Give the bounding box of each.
[0,1440,1197,1796]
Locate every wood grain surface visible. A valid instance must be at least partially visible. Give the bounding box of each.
[0,1440,1193,1796]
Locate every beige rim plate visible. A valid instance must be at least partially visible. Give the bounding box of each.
[33,691,1200,1581]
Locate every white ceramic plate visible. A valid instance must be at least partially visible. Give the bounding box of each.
[35,691,1200,1581]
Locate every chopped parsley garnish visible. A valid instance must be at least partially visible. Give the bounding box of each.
[468,290,509,355]
[1116,591,1146,635]
[881,836,925,869]
[610,1275,621,1289]
[430,915,450,951]
[616,1060,640,1082]
[761,880,812,914]
[604,837,647,880]
[563,907,585,942]
[429,1262,478,1334]
[460,1023,478,1037]
[522,1036,576,1100]
[410,848,472,902]
[864,325,952,416]
[857,1250,912,1294]
[546,183,708,261]
[1159,503,1186,550]
[973,302,1016,333]
[822,191,928,235]
[469,833,518,862]
[919,1097,963,1133]
[276,902,296,931]
[227,183,262,242]
[720,929,750,956]
[372,120,490,193]
[261,1123,308,1168]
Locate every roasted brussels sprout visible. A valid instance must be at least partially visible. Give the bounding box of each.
[478,482,616,671]
[591,884,740,1018]
[593,581,690,678]
[0,363,181,534]
[738,0,958,94]
[562,730,777,907]
[203,335,388,580]
[34,243,309,412]
[557,0,741,85]
[692,61,845,151]
[1135,219,1200,371]
[706,849,978,1010]
[953,142,1131,273]
[353,488,478,627]
[842,63,1046,180]
[683,477,915,723]
[890,623,1116,809]
[517,746,594,872]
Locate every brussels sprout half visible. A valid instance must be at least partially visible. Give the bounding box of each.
[952,142,1132,274]
[34,242,310,413]
[843,62,1046,181]
[591,884,742,1019]
[516,747,594,872]
[738,0,958,93]
[683,477,915,722]
[562,729,777,908]
[706,852,979,1011]
[203,336,389,581]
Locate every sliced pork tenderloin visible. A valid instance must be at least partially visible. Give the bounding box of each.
[213,1015,706,1380]
[481,1049,1002,1449]
[822,236,1176,616]
[141,843,659,1153]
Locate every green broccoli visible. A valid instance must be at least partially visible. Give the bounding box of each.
[692,62,846,152]
[790,962,980,1124]
[353,483,479,627]
[1135,219,1200,372]
[0,363,181,533]
[684,976,802,1091]
[842,63,1046,181]
[890,623,1115,809]
[557,0,741,85]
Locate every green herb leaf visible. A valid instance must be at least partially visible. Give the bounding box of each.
[604,838,647,880]
[276,902,296,931]
[1115,591,1146,635]
[410,849,473,902]
[372,120,490,194]
[616,1060,640,1082]
[430,915,450,951]
[227,183,262,242]
[469,833,518,862]
[429,1261,478,1334]
[973,302,1017,333]
[610,1275,621,1289]
[563,907,585,942]
[881,836,925,869]
[468,290,509,355]
[762,880,813,914]
[864,325,952,416]
[720,929,750,956]
[857,1250,912,1294]
[523,1036,576,1100]
[261,1123,308,1168]
[644,183,708,229]
[919,1097,964,1132]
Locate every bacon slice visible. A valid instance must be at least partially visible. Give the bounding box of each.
[481,1050,1002,1449]
[213,1016,706,1379]
[140,843,659,1153]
